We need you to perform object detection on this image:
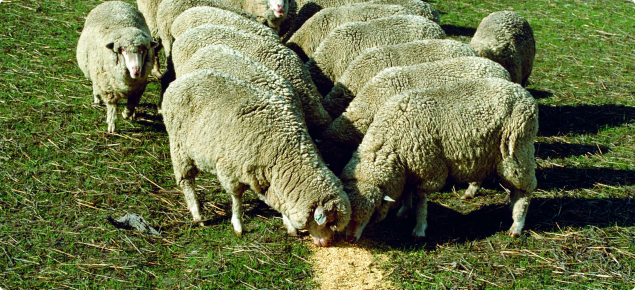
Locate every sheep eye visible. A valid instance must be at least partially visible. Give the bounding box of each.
[119,47,125,53]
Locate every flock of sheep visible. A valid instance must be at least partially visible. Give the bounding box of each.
[75,0,537,247]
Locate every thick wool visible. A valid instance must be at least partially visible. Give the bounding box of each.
[171,6,279,41]
[136,0,163,77]
[323,39,479,118]
[470,11,536,86]
[176,44,301,111]
[163,69,351,246]
[319,56,511,173]
[285,3,415,61]
[342,78,538,241]
[279,0,440,40]
[76,1,157,132]
[171,24,332,133]
[156,0,257,58]
[306,15,445,95]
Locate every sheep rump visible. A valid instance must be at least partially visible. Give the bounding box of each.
[342,78,538,242]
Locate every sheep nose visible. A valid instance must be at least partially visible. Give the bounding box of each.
[276,4,283,10]
[313,238,332,247]
[346,234,358,244]
[130,67,141,78]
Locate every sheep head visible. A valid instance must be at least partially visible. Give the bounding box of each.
[105,28,158,79]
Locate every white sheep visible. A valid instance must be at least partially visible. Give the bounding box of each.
[318,56,511,174]
[77,1,158,132]
[323,39,479,118]
[307,15,446,95]
[136,0,163,78]
[342,78,538,242]
[280,0,440,40]
[285,3,415,61]
[171,6,279,41]
[163,69,351,246]
[470,11,536,86]
[171,24,332,133]
[176,44,301,111]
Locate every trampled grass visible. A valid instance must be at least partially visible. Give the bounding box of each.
[0,0,633,289]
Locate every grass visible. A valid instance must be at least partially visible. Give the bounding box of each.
[0,0,634,289]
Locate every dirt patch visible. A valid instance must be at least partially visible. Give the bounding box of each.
[310,240,392,290]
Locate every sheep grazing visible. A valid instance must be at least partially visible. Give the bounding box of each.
[280,0,440,40]
[171,7,279,41]
[342,78,538,242]
[163,69,351,246]
[323,39,479,118]
[307,15,446,95]
[285,3,415,61]
[175,44,301,111]
[470,11,536,86]
[221,0,290,33]
[171,24,332,134]
[76,1,158,133]
[136,0,163,78]
[318,56,511,174]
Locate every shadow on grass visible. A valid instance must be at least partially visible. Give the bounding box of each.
[440,24,476,37]
[537,167,635,191]
[539,104,635,137]
[527,88,553,100]
[535,142,609,159]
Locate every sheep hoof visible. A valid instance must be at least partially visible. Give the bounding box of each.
[509,231,520,238]
[461,193,473,200]
[234,230,243,236]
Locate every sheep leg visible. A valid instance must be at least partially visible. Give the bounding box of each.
[105,100,117,133]
[282,214,298,236]
[508,187,531,237]
[93,93,103,105]
[462,181,482,199]
[122,93,141,120]
[180,177,203,225]
[412,193,428,239]
[230,190,244,235]
[396,189,413,220]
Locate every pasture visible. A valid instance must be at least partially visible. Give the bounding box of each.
[0,0,633,288]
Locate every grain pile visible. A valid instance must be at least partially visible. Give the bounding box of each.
[310,240,393,289]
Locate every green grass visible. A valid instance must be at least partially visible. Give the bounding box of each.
[1,0,634,289]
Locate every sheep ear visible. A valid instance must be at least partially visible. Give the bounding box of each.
[314,205,327,225]
[106,42,115,50]
[151,41,159,49]
[383,195,396,202]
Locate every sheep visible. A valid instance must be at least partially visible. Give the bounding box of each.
[323,39,479,118]
[285,3,415,61]
[171,6,279,41]
[171,24,332,133]
[175,44,301,112]
[342,78,538,242]
[136,0,163,78]
[76,1,158,133]
[279,0,440,40]
[220,0,290,33]
[470,11,536,86]
[318,56,511,175]
[162,69,351,246]
[156,0,257,59]
[306,15,446,96]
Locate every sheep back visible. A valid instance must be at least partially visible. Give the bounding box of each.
[286,3,415,61]
[307,15,446,96]
[172,24,331,133]
[324,39,479,118]
[137,0,162,38]
[171,6,279,41]
[470,11,535,86]
[320,56,511,172]
[163,69,351,238]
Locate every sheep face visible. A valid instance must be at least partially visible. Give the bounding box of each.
[343,183,387,243]
[105,28,157,80]
[307,205,337,247]
[263,0,288,30]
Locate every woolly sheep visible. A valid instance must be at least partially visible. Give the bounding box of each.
[156,0,257,58]
[171,24,332,133]
[470,11,536,86]
[171,7,279,41]
[221,0,290,33]
[323,39,479,118]
[280,0,440,40]
[318,56,511,174]
[163,69,351,246]
[307,15,446,95]
[285,3,415,61]
[77,1,158,132]
[175,44,301,111]
[342,78,538,242]
[136,0,163,78]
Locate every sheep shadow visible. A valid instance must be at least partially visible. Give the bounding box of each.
[351,166,635,250]
[535,142,609,160]
[441,24,477,37]
[539,104,635,137]
[527,88,553,100]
